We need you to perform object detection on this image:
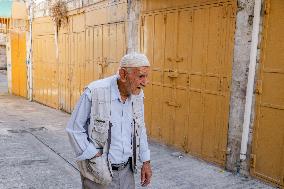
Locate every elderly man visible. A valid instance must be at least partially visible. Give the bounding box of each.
[66,52,152,189]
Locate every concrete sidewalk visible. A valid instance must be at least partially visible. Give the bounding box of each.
[0,92,274,188]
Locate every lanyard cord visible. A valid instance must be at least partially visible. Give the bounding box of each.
[132,101,137,169]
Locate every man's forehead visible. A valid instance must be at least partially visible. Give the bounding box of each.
[134,66,150,73]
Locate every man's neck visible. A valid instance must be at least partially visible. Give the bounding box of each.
[117,79,129,103]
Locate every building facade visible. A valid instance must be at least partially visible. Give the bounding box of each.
[12,0,284,187]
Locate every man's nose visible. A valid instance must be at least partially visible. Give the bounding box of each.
[142,77,149,86]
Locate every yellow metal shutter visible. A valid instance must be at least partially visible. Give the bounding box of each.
[251,0,284,187]
[141,1,236,166]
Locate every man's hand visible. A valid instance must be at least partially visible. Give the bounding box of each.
[141,161,152,187]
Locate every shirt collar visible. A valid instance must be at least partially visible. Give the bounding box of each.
[111,75,121,101]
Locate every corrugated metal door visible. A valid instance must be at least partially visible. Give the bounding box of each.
[32,3,127,113]
[85,27,95,85]
[141,1,236,166]
[42,22,125,112]
[85,22,125,81]
[32,17,58,108]
[33,35,58,108]
[142,13,164,140]
[251,0,284,187]
[69,31,85,110]
[58,33,70,111]
[11,32,19,95]
[33,36,44,104]
[11,31,27,98]
[102,23,126,78]
[93,25,103,80]
[47,36,58,109]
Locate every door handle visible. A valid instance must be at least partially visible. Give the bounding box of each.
[167,69,178,78]
[166,100,180,107]
[175,57,183,62]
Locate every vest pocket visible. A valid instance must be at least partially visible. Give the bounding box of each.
[86,154,112,185]
[91,117,109,145]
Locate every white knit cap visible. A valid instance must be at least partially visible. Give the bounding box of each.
[120,52,150,67]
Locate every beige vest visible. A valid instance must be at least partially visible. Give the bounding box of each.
[78,76,144,181]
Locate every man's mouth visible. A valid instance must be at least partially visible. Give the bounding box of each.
[137,85,145,90]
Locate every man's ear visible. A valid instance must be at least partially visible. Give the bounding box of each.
[119,68,127,82]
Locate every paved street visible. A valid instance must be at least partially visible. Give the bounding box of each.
[0,71,274,189]
[0,70,7,94]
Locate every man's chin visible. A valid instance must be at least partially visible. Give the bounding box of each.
[131,89,141,95]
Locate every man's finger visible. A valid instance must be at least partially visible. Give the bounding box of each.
[142,178,150,187]
[142,170,151,187]
[141,169,146,184]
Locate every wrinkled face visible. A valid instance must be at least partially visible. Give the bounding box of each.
[124,66,150,95]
